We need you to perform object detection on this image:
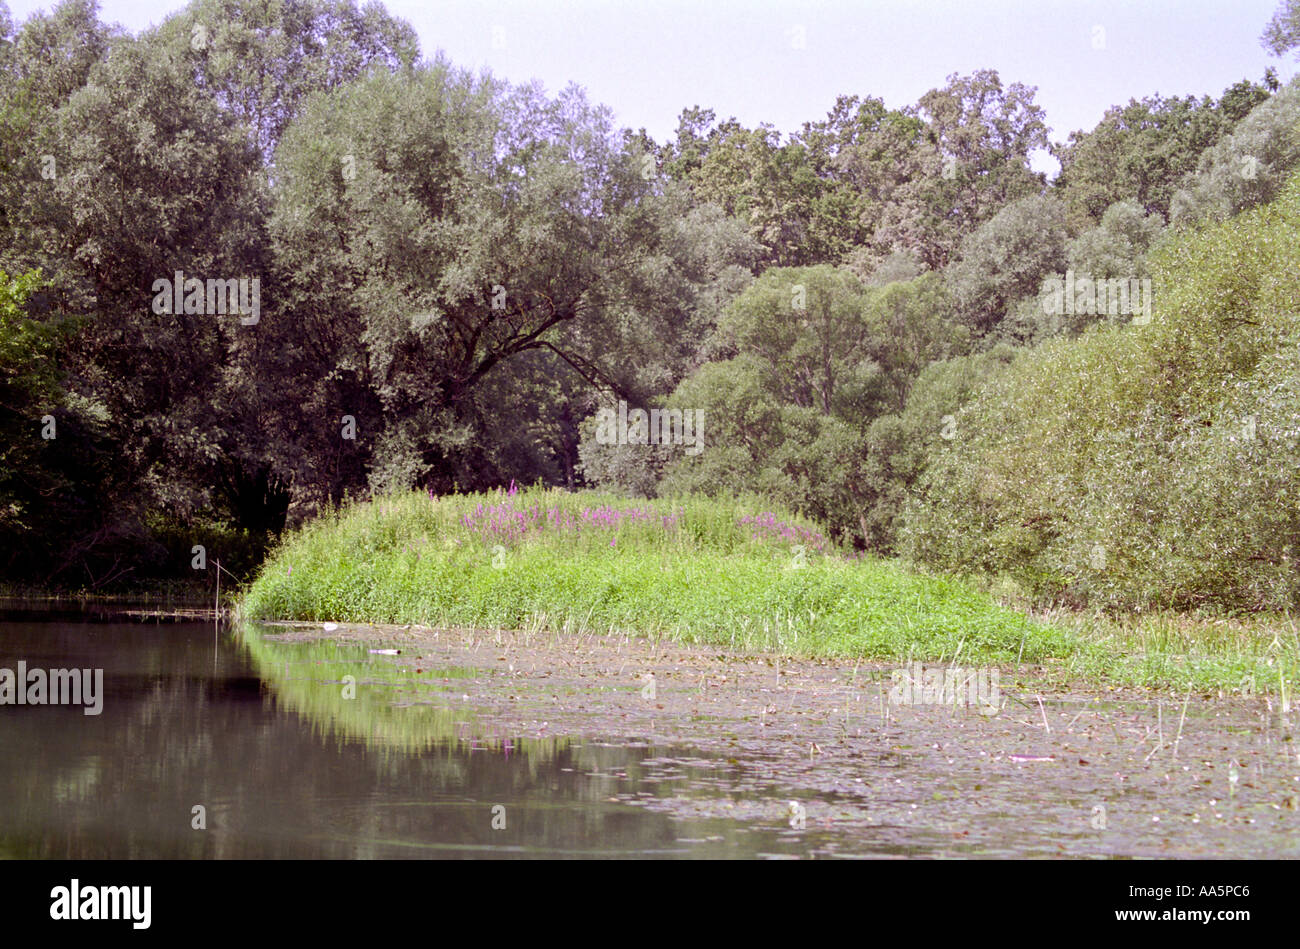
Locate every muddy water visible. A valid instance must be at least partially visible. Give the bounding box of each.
[245,622,1300,858]
[4,612,1297,858]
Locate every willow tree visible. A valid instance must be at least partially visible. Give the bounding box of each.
[267,58,753,499]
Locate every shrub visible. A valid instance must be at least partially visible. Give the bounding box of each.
[902,174,1300,612]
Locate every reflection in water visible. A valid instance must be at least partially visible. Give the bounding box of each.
[0,618,809,858]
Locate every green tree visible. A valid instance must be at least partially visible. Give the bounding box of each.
[0,269,128,586]
[1262,0,1300,59]
[802,95,933,272]
[1170,77,1300,224]
[854,345,1017,552]
[652,267,967,545]
[908,70,1050,267]
[945,194,1068,338]
[904,174,1300,612]
[1065,199,1165,278]
[152,0,419,157]
[667,111,864,267]
[0,269,62,536]
[1052,80,1271,227]
[269,61,753,501]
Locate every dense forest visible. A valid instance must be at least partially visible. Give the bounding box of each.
[3,0,1300,611]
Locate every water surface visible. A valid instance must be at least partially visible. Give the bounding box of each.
[0,615,823,858]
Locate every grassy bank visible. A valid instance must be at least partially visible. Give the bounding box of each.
[239,488,1298,694]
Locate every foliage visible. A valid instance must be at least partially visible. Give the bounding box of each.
[0,269,63,536]
[1262,0,1300,59]
[151,0,419,157]
[1053,79,1272,226]
[903,175,1300,613]
[945,194,1067,338]
[1065,199,1166,278]
[637,267,966,546]
[853,345,1018,553]
[1,0,1295,622]
[1169,76,1300,224]
[240,487,1062,663]
[269,60,754,503]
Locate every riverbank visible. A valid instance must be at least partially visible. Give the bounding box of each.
[238,488,1300,695]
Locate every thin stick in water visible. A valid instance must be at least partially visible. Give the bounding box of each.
[1172,687,1191,760]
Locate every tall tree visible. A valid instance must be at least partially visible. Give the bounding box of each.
[907,70,1050,266]
[1262,0,1300,59]
[1052,80,1271,227]
[151,0,419,158]
[268,61,754,499]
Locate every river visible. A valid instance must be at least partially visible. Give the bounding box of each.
[4,608,1299,859]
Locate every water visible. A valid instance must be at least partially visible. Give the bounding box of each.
[0,614,819,858]
[6,611,1298,859]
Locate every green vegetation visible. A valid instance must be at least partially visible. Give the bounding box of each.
[2,0,1291,593]
[904,175,1300,615]
[241,488,1067,663]
[240,489,1300,693]
[6,0,1300,697]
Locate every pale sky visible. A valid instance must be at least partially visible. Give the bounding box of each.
[7,0,1296,176]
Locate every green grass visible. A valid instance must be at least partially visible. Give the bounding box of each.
[238,487,1299,694]
[1017,603,1300,696]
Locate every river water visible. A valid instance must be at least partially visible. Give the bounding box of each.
[5,610,1299,859]
[0,612,822,858]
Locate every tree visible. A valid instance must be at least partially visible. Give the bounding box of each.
[41,36,264,519]
[904,174,1300,612]
[996,199,1166,343]
[0,269,63,538]
[0,269,127,585]
[1262,0,1300,59]
[802,95,933,271]
[1170,78,1300,224]
[854,345,1017,552]
[1066,200,1165,279]
[861,272,968,412]
[908,70,1050,266]
[0,0,118,266]
[714,266,875,415]
[945,194,1068,338]
[1052,79,1271,227]
[651,267,967,546]
[151,0,419,158]
[665,108,867,267]
[268,61,754,500]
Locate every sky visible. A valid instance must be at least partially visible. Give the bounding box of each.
[7,0,1296,176]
